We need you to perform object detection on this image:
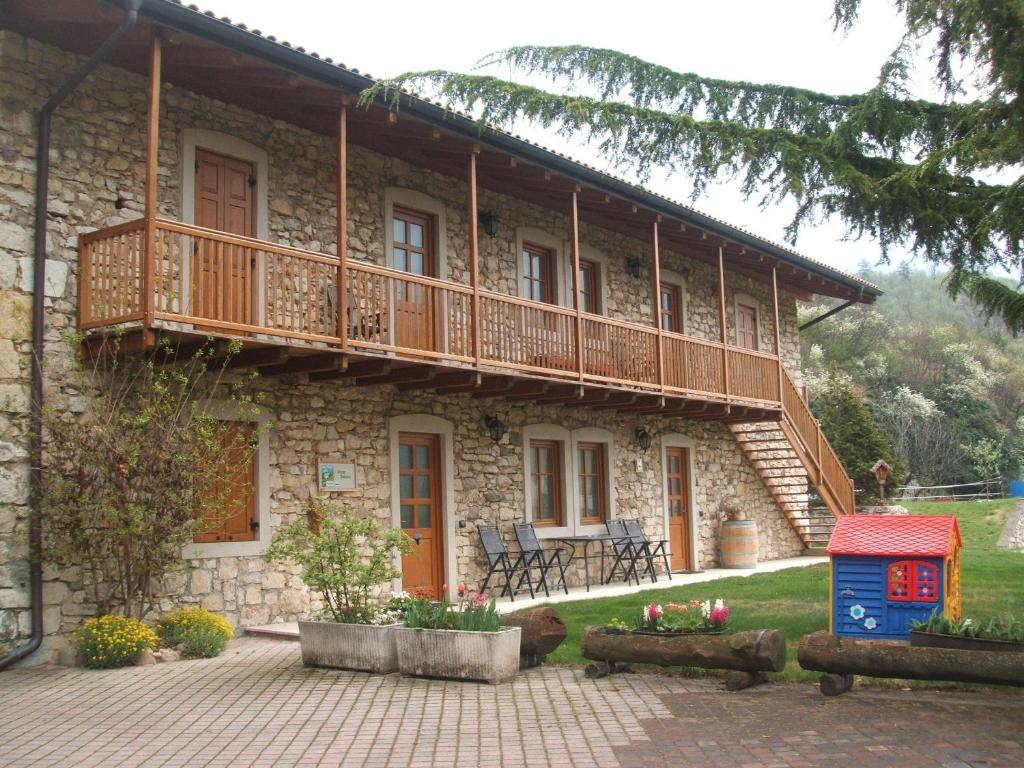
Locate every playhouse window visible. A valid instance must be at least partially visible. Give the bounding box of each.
[888,560,939,603]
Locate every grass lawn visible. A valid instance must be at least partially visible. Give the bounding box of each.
[539,498,1024,682]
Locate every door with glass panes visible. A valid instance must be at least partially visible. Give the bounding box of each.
[392,207,436,352]
[398,432,444,597]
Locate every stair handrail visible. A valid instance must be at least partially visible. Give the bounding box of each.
[779,368,856,516]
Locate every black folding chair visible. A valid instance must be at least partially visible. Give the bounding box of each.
[604,519,641,585]
[477,523,532,601]
[513,522,570,597]
[623,518,671,582]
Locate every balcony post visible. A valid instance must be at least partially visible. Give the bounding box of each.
[570,189,584,381]
[142,30,162,345]
[717,245,731,405]
[336,102,348,349]
[468,149,481,365]
[651,219,665,391]
[771,266,784,405]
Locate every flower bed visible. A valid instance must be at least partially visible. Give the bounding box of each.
[909,612,1024,653]
[609,598,731,635]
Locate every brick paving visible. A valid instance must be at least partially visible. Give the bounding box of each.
[0,637,1021,767]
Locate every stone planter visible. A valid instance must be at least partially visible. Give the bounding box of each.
[394,626,522,684]
[298,620,400,674]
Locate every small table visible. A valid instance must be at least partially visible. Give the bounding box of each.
[554,533,627,592]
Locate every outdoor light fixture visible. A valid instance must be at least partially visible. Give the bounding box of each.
[635,427,653,451]
[479,211,499,238]
[484,415,507,443]
[626,257,642,278]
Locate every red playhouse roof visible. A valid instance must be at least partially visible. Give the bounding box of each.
[826,515,962,557]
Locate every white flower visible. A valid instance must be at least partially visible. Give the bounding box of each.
[849,604,866,620]
[864,617,877,630]
[714,598,725,611]
[701,600,711,618]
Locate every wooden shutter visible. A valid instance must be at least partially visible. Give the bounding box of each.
[194,422,256,543]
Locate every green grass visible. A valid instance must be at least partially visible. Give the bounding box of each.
[537,499,1024,682]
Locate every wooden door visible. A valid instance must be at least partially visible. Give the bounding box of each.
[398,432,444,597]
[660,282,681,333]
[737,303,758,350]
[392,207,436,352]
[665,447,692,571]
[195,422,256,543]
[192,149,255,328]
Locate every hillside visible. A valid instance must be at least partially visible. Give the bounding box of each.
[800,268,1024,489]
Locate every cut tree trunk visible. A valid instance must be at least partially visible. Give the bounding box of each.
[798,631,1024,686]
[501,608,567,668]
[581,627,786,672]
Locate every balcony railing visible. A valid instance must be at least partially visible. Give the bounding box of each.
[79,218,785,407]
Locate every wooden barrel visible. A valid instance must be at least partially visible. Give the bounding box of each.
[720,520,758,568]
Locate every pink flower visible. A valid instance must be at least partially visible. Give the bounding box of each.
[645,603,663,621]
[473,592,488,606]
[709,605,730,626]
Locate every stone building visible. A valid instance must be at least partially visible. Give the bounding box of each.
[0,0,879,664]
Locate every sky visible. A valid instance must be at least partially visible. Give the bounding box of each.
[195,0,937,277]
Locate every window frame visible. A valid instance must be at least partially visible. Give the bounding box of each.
[528,438,565,528]
[578,258,601,314]
[391,205,437,278]
[576,441,608,525]
[887,559,940,603]
[659,281,682,333]
[521,241,556,304]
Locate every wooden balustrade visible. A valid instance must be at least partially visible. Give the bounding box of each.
[77,217,797,410]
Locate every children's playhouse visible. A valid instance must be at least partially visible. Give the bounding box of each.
[827,515,962,639]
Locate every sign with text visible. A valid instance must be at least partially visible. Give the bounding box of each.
[318,461,356,492]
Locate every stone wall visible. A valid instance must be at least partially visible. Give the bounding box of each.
[0,30,805,663]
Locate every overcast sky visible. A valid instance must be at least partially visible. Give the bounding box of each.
[199,0,936,277]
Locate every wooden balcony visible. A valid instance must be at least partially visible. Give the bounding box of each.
[78,218,785,421]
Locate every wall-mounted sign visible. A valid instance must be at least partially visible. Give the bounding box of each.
[318,461,356,492]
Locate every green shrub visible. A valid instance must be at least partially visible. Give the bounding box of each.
[156,607,233,651]
[76,615,158,669]
[178,624,229,658]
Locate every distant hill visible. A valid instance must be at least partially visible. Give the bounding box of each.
[800,269,1024,489]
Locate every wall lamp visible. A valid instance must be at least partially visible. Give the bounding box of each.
[634,427,653,452]
[484,415,507,443]
[479,211,499,238]
[625,257,642,279]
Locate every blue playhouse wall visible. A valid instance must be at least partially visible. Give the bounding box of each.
[832,555,945,639]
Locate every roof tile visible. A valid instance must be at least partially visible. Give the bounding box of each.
[827,515,961,557]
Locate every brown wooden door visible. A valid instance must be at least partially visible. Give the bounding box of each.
[665,447,692,571]
[192,149,255,328]
[195,422,256,543]
[398,432,444,597]
[737,303,758,350]
[392,207,436,352]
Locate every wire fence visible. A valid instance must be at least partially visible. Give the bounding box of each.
[888,478,1005,502]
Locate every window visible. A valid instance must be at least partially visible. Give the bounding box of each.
[392,206,435,277]
[579,259,600,314]
[660,282,682,333]
[522,242,555,303]
[194,422,257,543]
[737,302,758,350]
[577,442,608,524]
[888,560,939,603]
[529,439,564,526]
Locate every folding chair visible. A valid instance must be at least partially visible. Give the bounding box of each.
[604,519,641,585]
[513,522,570,597]
[623,518,671,582]
[477,523,532,601]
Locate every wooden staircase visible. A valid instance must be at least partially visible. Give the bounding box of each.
[729,369,857,550]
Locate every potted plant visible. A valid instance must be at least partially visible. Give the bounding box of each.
[267,498,413,673]
[394,584,522,684]
[909,611,1024,653]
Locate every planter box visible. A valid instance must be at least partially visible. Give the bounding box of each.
[298,620,400,674]
[394,626,522,684]
[909,630,1024,654]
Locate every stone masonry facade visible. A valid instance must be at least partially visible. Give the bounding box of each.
[0,31,805,663]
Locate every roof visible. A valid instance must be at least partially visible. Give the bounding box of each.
[129,0,881,301]
[827,515,962,558]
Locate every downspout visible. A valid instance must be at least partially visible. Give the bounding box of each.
[0,0,143,672]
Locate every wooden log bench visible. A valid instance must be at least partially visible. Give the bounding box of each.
[798,631,1024,696]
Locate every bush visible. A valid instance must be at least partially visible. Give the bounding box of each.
[156,607,233,653]
[76,615,158,669]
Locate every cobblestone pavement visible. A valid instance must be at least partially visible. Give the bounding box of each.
[1,637,1021,767]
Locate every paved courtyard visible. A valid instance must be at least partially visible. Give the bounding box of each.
[1,637,1021,768]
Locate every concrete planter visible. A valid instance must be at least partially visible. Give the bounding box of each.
[395,626,522,684]
[298,620,400,674]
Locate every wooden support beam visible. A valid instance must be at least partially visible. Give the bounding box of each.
[590,394,638,410]
[499,381,552,401]
[337,105,348,350]
[529,385,585,405]
[307,358,387,381]
[440,375,512,396]
[570,191,585,382]
[771,267,784,405]
[262,353,347,377]
[398,370,480,392]
[357,365,435,386]
[652,220,665,392]
[559,389,615,408]
[468,152,481,365]
[717,245,731,412]
[214,347,289,370]
[142,30,162,346]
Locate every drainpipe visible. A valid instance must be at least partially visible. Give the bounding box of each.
[0,0,143,672]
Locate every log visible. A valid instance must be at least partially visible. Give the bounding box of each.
[818,673,855,696]
[581,627,787,673]
[501,608,567,658]
[723,671,769,691]
[798,631,1024,687]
